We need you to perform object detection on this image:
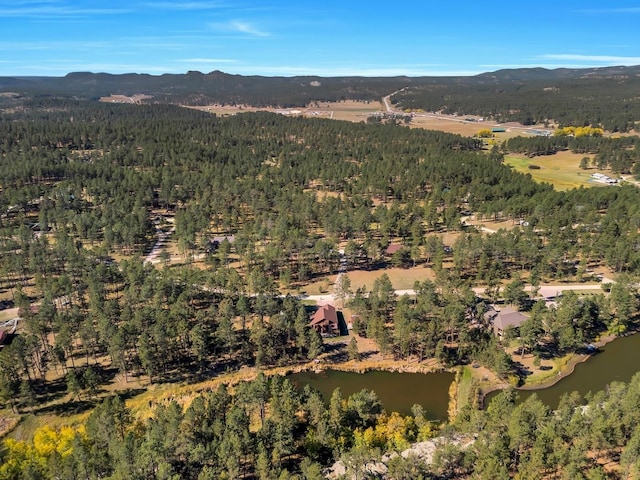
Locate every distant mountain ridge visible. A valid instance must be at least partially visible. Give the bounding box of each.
[2,65,639,103]
[475,64,640,81]
[2,65,640,130]
[0,70,415,106]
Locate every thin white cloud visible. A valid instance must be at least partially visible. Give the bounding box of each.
[225,64,479,77]
[541,54,640,64]
[209,20,271,37]
[229,21,270,37]
[178,58,238,64]
[0,38,196,52]
[0,4,129,17]
[0,40,115,50]
[12,62,174,74]
[5,0,56,4]
[142,2,226,10]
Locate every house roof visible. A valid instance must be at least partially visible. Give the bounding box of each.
[493,306,529,331]
[310,304,338,327]
[483,306,498,322]
[385,244,403,255]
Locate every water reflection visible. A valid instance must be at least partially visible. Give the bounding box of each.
[487,333,640,409]
[288,369,454,420]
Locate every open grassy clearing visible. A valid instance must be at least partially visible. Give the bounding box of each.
[189,100,384,123]
[504,151,613,191]
[189,100,554,140]
[308,100,383,122]
[298,265,437,296]
[474,218,517,232]
[408,115,502,137]
[346,266,436,291]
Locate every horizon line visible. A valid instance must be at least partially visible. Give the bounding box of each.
[2,63,640,79]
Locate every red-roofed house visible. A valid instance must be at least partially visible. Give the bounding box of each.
[385,244,403,256]
[310,304,340,336]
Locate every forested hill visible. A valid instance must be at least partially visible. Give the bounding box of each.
[0,71,413,107]
[2,65,640,130]
[392,65,640,132]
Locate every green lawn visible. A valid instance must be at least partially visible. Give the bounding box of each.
[455,366,475,410]
[504,153,605,191]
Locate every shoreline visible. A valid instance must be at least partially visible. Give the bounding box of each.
[8,330,635,436]
[517,352,590,391]
[517,331,623,391]
[128,355,449,417]
[139,331,622,417]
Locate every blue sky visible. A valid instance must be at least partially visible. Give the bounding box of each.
[2,0,640,77]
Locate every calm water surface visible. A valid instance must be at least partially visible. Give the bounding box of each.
[487,332,640,409]
[288,370,455,420]
[288,334,640,419]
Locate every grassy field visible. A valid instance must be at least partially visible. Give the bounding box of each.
[346,266,435,291]
[189,100,549,140]
[504,152,610,191]
[297,265,437,296]
[189,100,384,123]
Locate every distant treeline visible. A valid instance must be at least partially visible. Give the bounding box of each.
[2,65,640,130]
[393,67,640,132]
[0,71,412,107]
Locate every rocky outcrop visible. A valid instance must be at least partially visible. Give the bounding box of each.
[325,434,475,479]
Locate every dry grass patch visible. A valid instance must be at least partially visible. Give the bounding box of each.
[99,94,153,103]
[0,413,20,438]
[0,307,18,323]
[408,116,488,136]
[294,266,436,296]
[471,218,518,233]
[308,100,383,122]
[185,100,560,144]
[346,266,436,291]
[187,100,383,123]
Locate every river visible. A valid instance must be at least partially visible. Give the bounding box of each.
[288,370,455,420]
[486,332,640,409]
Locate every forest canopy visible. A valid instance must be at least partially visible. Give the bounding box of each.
[1,88,640,479]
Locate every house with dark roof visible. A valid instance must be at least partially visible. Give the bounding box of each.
[310,304,340,336]
[485,305,529,337]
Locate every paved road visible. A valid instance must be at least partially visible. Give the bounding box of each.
[381,88,552,135]
[144,225,175,264]
[0,316,18,330]
[302,279,615,305]
[382,88,406,113]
